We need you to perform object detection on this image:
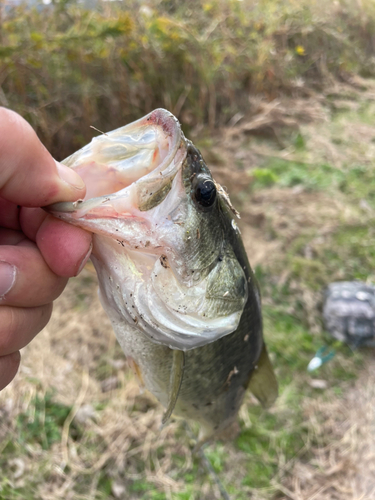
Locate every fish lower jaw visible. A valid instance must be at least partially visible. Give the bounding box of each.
[92,239,244,351]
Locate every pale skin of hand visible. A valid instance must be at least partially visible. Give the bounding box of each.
[0,107,93,390]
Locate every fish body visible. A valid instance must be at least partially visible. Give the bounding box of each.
[47,109,277,439]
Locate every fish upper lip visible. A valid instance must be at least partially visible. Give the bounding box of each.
[44,108,186,216]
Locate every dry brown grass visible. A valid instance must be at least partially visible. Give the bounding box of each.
[279,358,375,500]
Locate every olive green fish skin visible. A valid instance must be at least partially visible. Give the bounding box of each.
[173,144,263,433]
[174,282,262,435]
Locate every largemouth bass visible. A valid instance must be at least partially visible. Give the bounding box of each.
[47,109,277,440]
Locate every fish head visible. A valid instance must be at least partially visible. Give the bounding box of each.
[46,109,248,351]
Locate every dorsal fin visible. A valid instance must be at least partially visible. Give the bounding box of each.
[247,344,278,408]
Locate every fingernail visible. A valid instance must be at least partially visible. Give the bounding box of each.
[0,262,16,298]
[76,242,93,275]
[56,162,85,190]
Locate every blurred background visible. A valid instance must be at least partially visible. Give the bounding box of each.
[0,0,375,499]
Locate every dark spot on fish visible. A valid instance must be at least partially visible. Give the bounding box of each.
[160,255,169,269]
[218,256,223,262]
[192,403,199,409]
[130,293,132,297]
[145,241,150,247]
[205,401,213,406]
[196,228,200,239]
[132,305,135,309]
[133,317,138,324]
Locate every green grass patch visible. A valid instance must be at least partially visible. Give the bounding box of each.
[173,489,196,500]
[252,153,375,208]
[237,404,307,488]
[16,391,79,450]
[325,225,375,281]
[339,166,375,207]
[253,159,345,191]
[204,444,227,473]
[0,479,38,500]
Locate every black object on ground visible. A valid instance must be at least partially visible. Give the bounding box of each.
[323,281,375,348]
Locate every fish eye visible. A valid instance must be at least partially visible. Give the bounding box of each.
[194,178,216,208]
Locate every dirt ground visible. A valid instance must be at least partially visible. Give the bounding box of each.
[1,79,375,500]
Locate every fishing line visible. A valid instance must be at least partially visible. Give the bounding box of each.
[184,422,231,500]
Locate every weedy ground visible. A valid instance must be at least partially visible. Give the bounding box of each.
[2,0,375,160]
[1,77,374,500]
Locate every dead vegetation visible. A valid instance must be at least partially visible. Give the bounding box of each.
[2,0,375,159]
[280,358,375,500]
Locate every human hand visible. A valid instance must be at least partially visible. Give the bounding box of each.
[0,107,92,390]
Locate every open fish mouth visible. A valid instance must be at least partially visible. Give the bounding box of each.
[48,108,185,223]
[46,109,248,351]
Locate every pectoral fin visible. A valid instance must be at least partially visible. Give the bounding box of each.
[162,350,185,424]
[247,344,278,408]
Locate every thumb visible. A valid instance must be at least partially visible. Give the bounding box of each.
[0,107,86,207]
